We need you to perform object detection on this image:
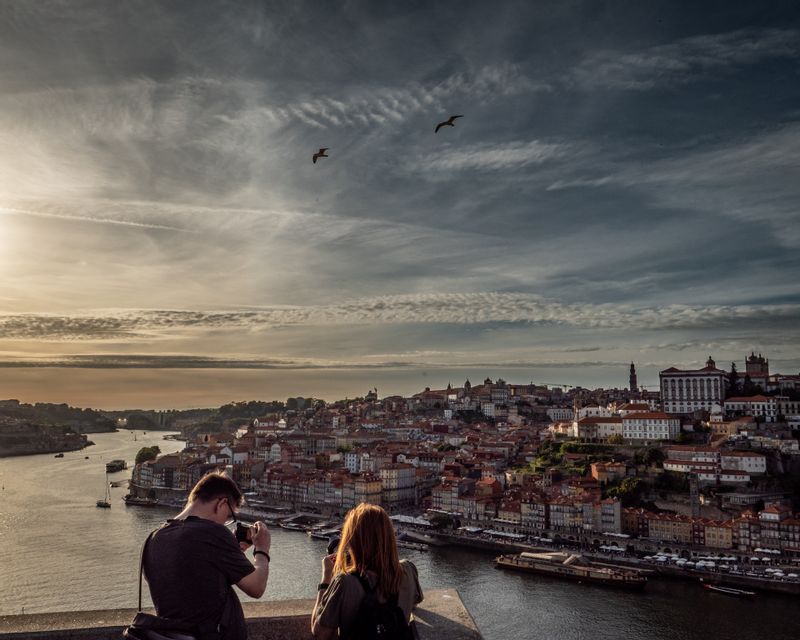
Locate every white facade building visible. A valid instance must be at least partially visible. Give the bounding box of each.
[720,451,767,474]
[576,406,613,419]
[547,407,574,422]
[622,412,681,441]
[724,395,778,422]
[660,357,727,414]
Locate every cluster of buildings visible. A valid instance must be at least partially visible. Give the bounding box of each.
[623,505,800,555]
[659,354,800,421]
[128,351,800,556]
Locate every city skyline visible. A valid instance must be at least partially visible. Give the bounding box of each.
[1,1,799,408]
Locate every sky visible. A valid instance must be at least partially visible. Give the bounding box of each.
[1,1,799,409]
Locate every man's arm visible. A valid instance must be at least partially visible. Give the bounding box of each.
[236,522,271,598]
[310,553,337,639]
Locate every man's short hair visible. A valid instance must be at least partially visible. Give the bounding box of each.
[188,471,243,506]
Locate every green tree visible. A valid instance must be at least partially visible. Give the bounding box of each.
[606,477,645,507]
[135,446,161,464]
[607,434,624,445]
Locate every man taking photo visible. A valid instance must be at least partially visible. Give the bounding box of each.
[143,471,271,640]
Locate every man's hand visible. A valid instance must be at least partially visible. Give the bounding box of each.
[237,520,271,599]
[251,520,271,554]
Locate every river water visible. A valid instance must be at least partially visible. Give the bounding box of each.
[1,430,798,640]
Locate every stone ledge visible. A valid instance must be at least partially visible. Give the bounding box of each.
[0,589,481,640]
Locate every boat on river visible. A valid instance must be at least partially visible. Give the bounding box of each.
[702,582,755,597]
[123,495,160,507]
[105,459,127,473]
[397,540,429,552]
[308,527,342,540]
[96,474,112,508]
[496,552,647,590]
[54,453,64,458]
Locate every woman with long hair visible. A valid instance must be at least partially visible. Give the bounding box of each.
[311,503,423,639]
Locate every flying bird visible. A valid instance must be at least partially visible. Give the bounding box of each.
[435,115,463,133]
[312,148,329,164]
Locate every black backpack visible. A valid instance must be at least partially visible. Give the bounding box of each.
[347,573,414,640]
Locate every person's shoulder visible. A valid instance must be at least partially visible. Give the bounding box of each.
[179,516,237,541]
[332,572,371,595]
[400,559,419,575]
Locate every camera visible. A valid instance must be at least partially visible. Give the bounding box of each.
[326,536,340,555]
[235,522,252,543]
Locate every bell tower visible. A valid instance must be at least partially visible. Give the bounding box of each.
[629,362,638,392]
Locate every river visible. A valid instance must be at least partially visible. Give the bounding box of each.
[0,430,798,639]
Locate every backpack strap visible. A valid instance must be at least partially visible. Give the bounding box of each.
[350,571,399,606]
[351,571,374,594]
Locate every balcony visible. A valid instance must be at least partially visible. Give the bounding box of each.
[0,589,481,640]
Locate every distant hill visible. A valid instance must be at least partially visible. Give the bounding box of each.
[0,421,90,457]
[0,399,116,433]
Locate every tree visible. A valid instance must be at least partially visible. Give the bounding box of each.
[606,477,645,507]
[727,362,739,398]
[644,448,665,467]
[607,434,624,445]
[135,446,160,465]
[742,374,759,396]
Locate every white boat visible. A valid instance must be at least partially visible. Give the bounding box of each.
[308,527,342,540]
[702,583,755,597]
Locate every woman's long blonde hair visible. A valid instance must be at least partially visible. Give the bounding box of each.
[333,503,402,596]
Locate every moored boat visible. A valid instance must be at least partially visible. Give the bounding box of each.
[308,527,342,540]
[123,495,160,507]
[105,459,127,473]
[496,552,647,590]
[702,582,755,597]
[397,540,429,552]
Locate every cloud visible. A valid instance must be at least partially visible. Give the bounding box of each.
[0,206,192,233]
[256,63,544,129]
[416,140,569,172]
[545,122,800,246]
[0,352,627,371]
[573,28,800,90]
[2,293,800,341]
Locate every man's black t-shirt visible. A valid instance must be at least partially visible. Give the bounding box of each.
[143,517,255,640]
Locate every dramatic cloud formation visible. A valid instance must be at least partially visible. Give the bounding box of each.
[0,1,798,407]
[2,294,800,342]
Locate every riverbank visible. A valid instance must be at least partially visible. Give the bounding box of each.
[0,430,93,458]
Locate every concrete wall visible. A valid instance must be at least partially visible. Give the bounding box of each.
[0,589,481,640]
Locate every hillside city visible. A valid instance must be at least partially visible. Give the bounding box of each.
[2,352,799,563]
[89,352,798,562]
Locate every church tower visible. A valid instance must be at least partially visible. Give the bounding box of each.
[629,362,638,392]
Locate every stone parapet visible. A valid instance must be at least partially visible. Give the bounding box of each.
[0,589,481,640]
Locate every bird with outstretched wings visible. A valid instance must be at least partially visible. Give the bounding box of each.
[312,148,329,163]
[435,115,463,133]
